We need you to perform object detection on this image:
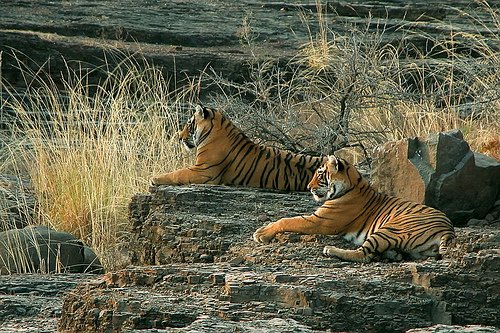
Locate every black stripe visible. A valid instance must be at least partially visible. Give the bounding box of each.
[240,147,267,185]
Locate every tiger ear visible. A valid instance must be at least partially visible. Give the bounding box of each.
[201,106,211,119]
[336,158,345,172]
[194,104,204,117]
[195,104,210,119]
[327,155,344,172]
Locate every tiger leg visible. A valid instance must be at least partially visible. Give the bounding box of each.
[407,232,455,260]
[151,168,213,185]
[323,229,396,263]
[253,215,340,244]
[323,246,375,263]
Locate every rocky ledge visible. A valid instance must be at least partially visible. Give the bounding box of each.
[56,185,499,332]
[0,274,97,332]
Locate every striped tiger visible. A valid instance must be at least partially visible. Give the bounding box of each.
[253,155,455,262]
[151,105,326,191]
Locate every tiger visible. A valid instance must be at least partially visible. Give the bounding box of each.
[151,105,326,191]
[253,155,455,262]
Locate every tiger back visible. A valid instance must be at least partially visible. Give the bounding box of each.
[151,105,326,191]
[253,155,455,262]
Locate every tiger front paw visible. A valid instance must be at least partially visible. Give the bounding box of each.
[150,176,160,186]
[150,174,171,186]
[323,245,340,257]
[253,224,277,244]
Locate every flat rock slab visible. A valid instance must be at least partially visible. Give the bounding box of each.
[128,185,321,265]
[58,185,500,332]
[0,274,98,333]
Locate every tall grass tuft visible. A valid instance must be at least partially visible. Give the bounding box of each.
[1,52,197,270]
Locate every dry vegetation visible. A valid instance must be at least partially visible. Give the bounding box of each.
[0,2,498,271]
[210,2,499,163]
[0,54,196,270]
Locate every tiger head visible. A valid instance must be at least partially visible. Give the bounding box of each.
[178,105,217,151]
[307,155,361,202]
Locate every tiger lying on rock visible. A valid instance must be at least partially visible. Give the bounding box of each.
[253,155,456,262]
[151,105,326,191]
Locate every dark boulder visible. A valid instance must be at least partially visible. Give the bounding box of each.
[0,225,103,274]
[371,130,500,226]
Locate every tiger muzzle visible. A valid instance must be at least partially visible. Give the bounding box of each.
[180,138,195,150]
[310,188,328,202]
[178,129,195,150]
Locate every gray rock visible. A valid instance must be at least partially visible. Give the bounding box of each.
[372,130,500,226]
[0,184,497,332]
[0,175,37,231]
[128,185,319,266]
[81,245,105,274]
[406,324,500,333]
[0,225,103,274]
[59,222,500,332]
[0,0,496,94]
[0,273,96,332]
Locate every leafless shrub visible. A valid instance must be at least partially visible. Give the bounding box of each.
[202,1,499,165]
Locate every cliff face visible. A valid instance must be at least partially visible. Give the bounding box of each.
[58,185,499,333]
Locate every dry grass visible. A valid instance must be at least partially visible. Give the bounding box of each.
[1,52,196,270]
[209,1,499,163]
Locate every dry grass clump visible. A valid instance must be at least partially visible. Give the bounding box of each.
[0,53,196,270]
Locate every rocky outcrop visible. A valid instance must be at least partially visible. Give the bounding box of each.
[57,185,500,332]
[0,1,497,92]
[407,325,500,333]
[128,185,319,266]
[0,225,103,274]
[371,130,500,226]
